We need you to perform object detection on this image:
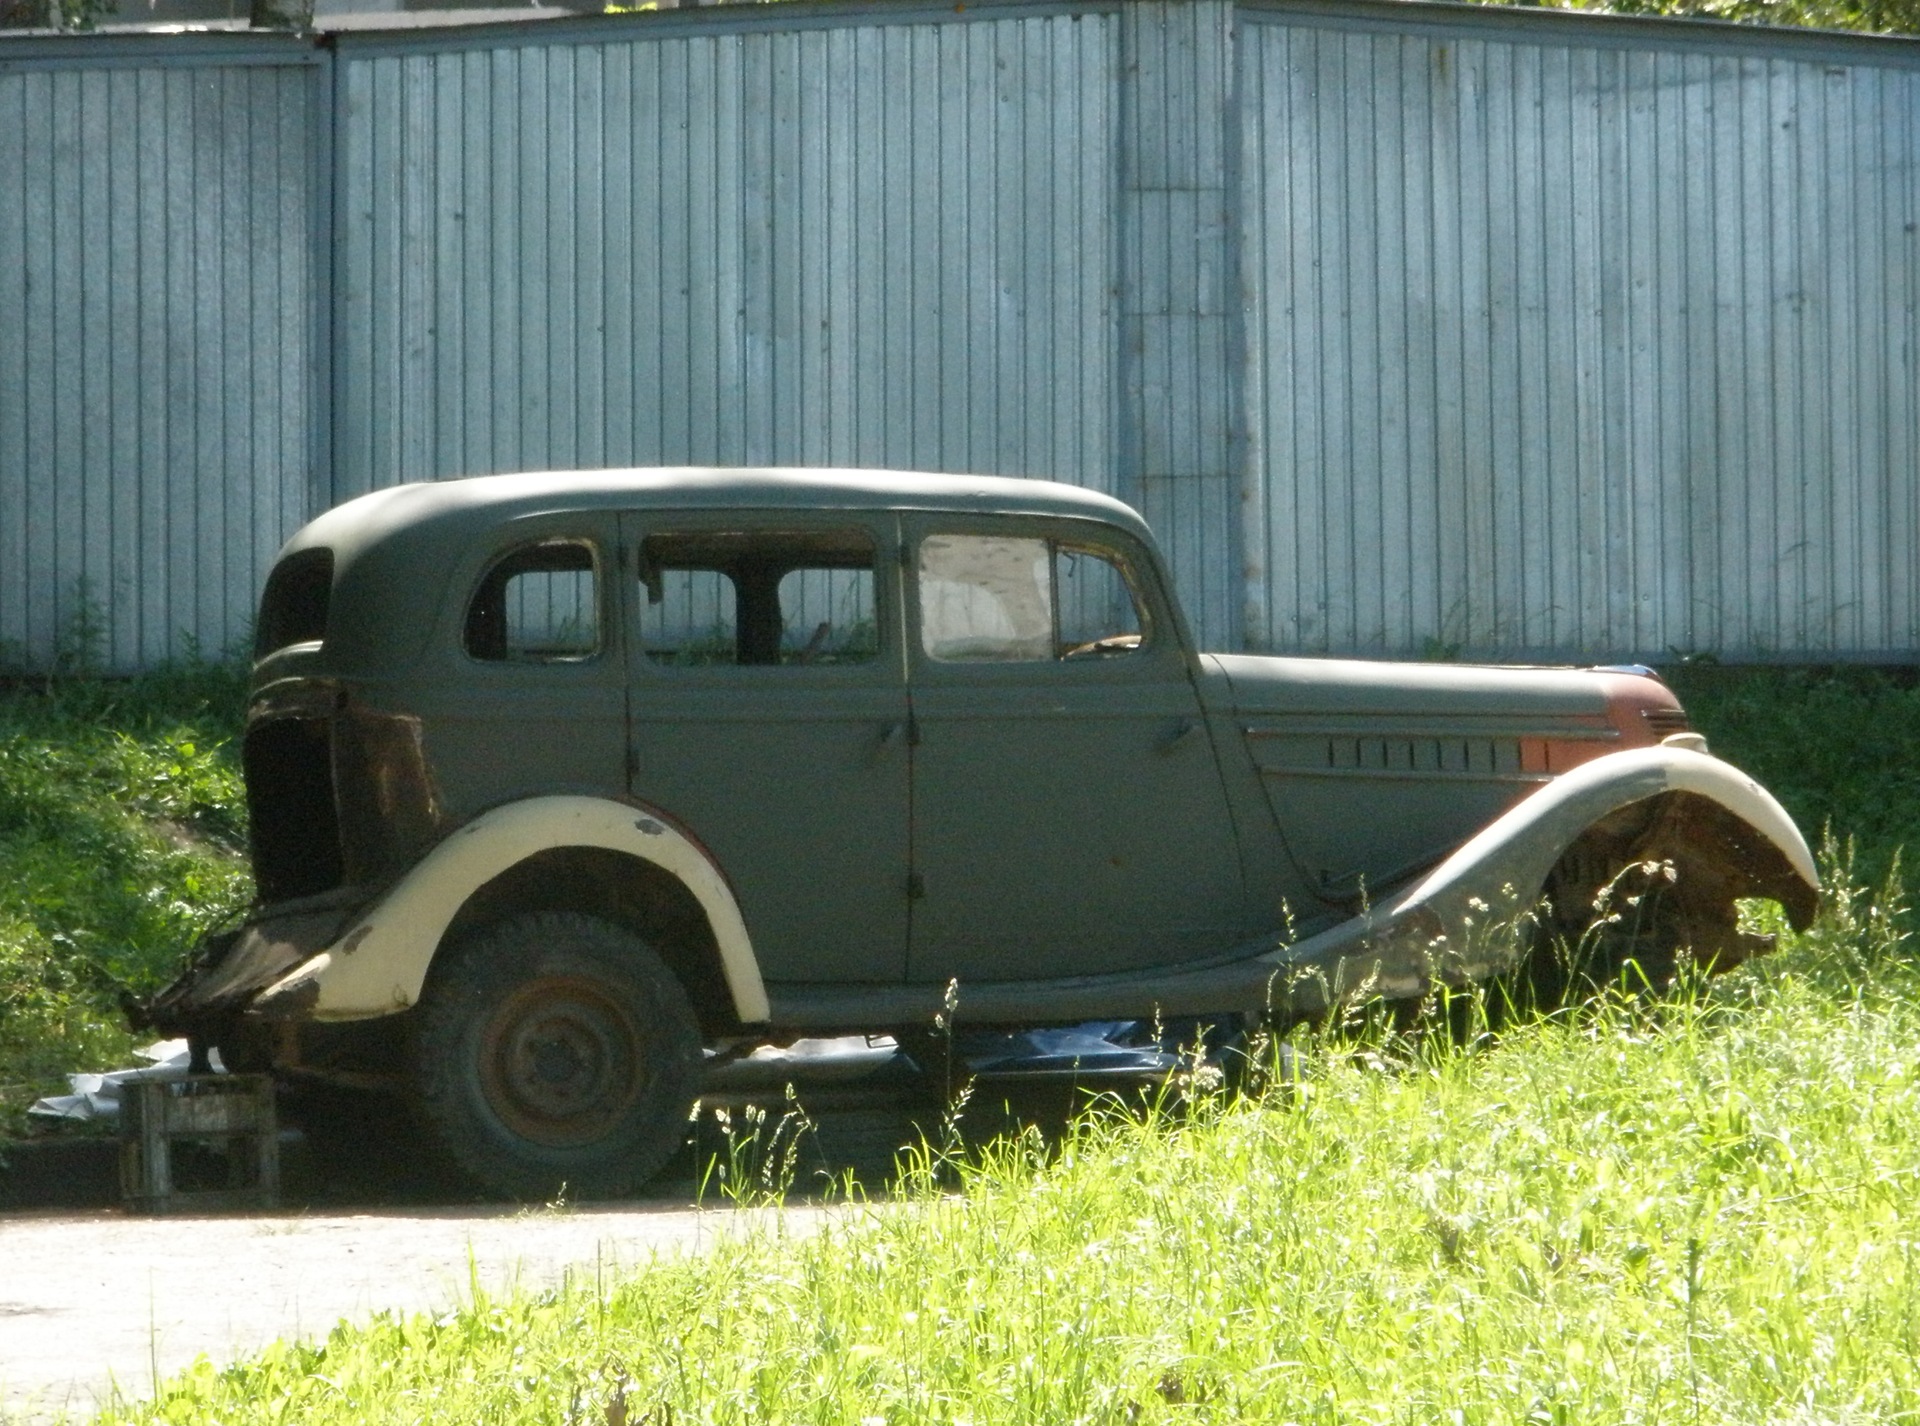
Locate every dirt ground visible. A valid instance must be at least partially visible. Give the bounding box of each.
[0,1038,1138,1423]
[0,1197,843,1424]
[0,1045,931,1423]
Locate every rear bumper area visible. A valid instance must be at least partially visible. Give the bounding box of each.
[139,887,372,1037]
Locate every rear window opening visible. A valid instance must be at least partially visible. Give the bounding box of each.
[255,550,334,658]
[244,717,345,901]
[465,540,600,662]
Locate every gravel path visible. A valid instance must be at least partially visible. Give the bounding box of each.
[0,1200,839,1424]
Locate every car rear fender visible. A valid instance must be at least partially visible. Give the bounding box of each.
[250,795,769,1025]
[1266,745,1819,1016]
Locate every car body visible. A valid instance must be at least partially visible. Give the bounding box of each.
[146,468,1819,1198]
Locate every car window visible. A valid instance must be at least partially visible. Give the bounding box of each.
[465,540,599,662]
[919,535,1053,662]
[918,534,1145,662]
[638,529,878,667]
[1055,544,1145,656]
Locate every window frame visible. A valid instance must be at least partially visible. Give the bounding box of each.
[461,536,607,667]
[624,513,902,683]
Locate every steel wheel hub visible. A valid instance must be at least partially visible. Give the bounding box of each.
[477,976,647,1148]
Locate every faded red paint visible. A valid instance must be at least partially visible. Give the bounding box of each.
[1520,672,1690,778]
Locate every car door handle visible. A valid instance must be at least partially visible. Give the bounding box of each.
[880,720,907,748]
[1158,719,1201,755]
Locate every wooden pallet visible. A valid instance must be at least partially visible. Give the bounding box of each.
[119,1075,279,1214]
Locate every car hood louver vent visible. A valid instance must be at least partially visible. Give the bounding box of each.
[1642,707,1692,737]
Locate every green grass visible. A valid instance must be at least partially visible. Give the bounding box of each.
[0,661,1914,1420]
[83,859,1919,1425]
[0,665,252,1128]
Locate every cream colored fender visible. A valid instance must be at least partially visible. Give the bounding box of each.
[1263,744,1820,1014]
[253,795,769,1024]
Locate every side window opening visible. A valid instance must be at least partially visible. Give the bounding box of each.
[255,548,334,657]
[638,529,878,668]
[465,540,600,662]
[918,534,1147,663]
[1055,542,1145,656]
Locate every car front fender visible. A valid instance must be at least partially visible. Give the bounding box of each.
[1262,745,1819,1017]
[248,795,770,1025]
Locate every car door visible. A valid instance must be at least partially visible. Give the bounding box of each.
[903,516,1250,984]
[621,510,911,986]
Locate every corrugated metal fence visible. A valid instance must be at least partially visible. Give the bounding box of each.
[0,35,320,668]
[331,13,1118,498]
[1241,2,1920,659]
[1,0,1915,669]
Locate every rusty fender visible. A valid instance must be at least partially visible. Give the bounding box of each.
[141,886,371,1036]
[1250,745,1819,1020]
[244,795,770,1025]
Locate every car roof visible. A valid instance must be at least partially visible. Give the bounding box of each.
[290,467,1154,565]
[267,467,1176,677]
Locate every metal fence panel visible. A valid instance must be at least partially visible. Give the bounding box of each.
[0,40,319,671]
[1118,0,1240,647]
[330,9,1121,510]
[1239,10,1920,661]
[5,3,1916,670]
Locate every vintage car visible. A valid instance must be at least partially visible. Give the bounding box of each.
[145,468,1818,1198]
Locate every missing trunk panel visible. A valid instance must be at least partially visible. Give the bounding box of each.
[245,717,344,901]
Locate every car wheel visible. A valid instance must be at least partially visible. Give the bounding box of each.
[410,912,701,1201]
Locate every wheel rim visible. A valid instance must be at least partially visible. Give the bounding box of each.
[476,976,648,1148]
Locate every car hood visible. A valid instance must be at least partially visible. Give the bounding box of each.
[1195,654,1671,907]
[1198,653,1622,721]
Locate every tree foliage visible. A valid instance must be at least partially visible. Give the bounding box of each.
[1483,0,1920,36]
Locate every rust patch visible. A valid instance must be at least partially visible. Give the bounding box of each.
[1593,671,1690,752]
[142,887,367,1034]
[1539,789,1818,981]
[333,708,444,884]
[1519,735,1617,776]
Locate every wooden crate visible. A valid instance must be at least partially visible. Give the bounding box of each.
[119,1074,279,1214]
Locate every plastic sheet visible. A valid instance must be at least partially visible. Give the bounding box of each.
[26,1039,224,1124]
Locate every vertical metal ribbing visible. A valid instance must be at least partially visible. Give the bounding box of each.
[1117,0,1241,649]
[0,44,318,672]
[1239,12,1920,661]
[330,11,1122,519]
[5,7,1915,672]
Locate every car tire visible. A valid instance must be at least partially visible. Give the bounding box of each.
[409,911,701,1201]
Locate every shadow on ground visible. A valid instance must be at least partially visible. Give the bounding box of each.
[0,1049,1161,1214]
